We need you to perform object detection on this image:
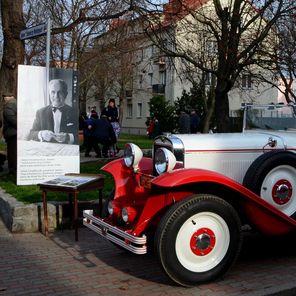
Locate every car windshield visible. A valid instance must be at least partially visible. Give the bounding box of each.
[243,104,296,131]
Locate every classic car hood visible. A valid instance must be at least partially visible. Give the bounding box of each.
[166,131,296,184]
[171,131,296,151]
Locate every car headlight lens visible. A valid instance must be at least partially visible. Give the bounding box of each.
[155,148,176,175]
[107,201,114,215]
[121,207,137,223]
[107,201,120,216]
[124,143,143,169]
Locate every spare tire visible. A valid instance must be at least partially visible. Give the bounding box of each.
[243,151,296,219]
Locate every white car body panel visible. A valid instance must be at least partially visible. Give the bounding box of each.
[174,132,296,183]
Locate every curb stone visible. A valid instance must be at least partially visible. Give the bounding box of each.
[0,187,58,232]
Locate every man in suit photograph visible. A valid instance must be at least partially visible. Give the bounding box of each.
[27,79,78,144]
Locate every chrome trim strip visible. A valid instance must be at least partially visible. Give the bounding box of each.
[153,135,185,175]
[83,210,147,254]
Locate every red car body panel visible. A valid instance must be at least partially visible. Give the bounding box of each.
[102,157,296,237]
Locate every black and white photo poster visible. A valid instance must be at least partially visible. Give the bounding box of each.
[17,65,80,185]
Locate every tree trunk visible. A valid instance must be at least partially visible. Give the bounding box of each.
[202,90,215,133]
[0,0,25,98]
[215,89,230,132]
[118,86,125,126]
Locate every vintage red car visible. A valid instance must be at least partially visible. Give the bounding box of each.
[83,104,296,286]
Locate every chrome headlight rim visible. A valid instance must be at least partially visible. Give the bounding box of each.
[121,207,129,223]
[107,201,114,215]
[123,143,143,169]
[121,206,137,223]
[123,143,134,167]
[155,147,176,175]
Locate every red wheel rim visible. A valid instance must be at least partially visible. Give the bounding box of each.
[272,179,292,205]
[190,228,216,256]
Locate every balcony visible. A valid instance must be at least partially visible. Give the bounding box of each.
[153,56,166,65]
[152,84,165,94]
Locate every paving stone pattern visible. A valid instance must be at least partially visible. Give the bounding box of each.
[1,222,296,296]
[1,152,296,295]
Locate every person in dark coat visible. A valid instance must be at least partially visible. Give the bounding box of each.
[2,93,17,174]
[0,118,6,172]
[101,98,119,123]
[190,110,201,133]
[178,111,190,134]
[84,111,101,157]
[101,98,120,154]
[146,117,155,139]
[27,79,78,144]
[94,115,116,157]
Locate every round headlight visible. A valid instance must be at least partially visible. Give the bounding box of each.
[155,148,176,175]
[121,207,129,222]
[107,201,120,216]
[107,201,114,215]
[121,207,137,223]
[124,143,143,169]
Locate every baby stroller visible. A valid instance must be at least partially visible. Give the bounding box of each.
[108,122,121,157]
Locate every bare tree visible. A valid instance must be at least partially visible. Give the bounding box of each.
[0,0,140,98]
[255,7,296,104]
[137,0,295,132]
[83,18,145,124]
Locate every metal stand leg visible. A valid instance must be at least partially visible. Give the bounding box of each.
[42,190,48,237]
[74,192,78,241]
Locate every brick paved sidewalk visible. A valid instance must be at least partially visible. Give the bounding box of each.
[1,219,296,296]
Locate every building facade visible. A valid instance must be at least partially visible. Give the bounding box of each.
[86,0,290,135]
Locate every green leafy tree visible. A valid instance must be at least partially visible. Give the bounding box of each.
[149,95,176,134]
[175,82,216,132]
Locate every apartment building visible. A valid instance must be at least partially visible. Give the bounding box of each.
[86,0,288,134]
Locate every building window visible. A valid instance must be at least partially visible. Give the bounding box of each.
[137,103,142,118]
[138,74,143,89]
[146,46,153,58]
[137,48,143,61]
[152,45,159,55]
[152,84,165,94]
[126,90,133,97]
[148,73,153,86]
[242,74,252,89]
[159,70,166,85]
[206,40,217,55]
[127,103,133,118]
[147,102,150,117]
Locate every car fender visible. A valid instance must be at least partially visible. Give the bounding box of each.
[152,168,296,235]
[102,157,153,198]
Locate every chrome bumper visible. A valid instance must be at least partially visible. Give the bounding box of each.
[83,210,147,254]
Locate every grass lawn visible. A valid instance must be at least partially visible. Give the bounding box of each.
[117,133,153,149]
[0,144,6,151]
[0,160,114,204]
[0,140,6,152]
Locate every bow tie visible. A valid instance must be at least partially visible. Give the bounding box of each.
[52,106,63,112]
